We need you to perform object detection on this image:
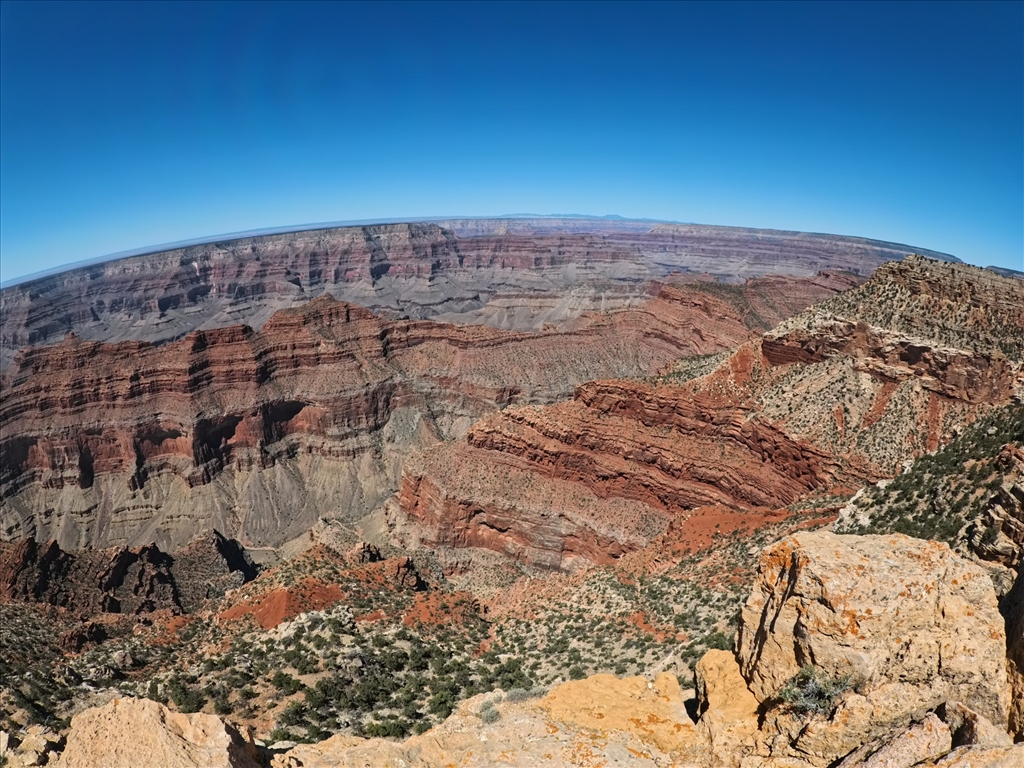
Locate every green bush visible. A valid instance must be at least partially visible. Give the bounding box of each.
[777,666,852,716]
[271,671,304,695]
[167,678,206,714]
[364,718,411,738]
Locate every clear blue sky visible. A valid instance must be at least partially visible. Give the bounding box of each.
[1,1,1021,281]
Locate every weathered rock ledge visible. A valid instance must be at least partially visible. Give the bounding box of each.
[20,531,1021,767]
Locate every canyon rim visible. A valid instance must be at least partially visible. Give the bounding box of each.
[1,217,1022,768]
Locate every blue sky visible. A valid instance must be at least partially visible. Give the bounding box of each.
[1,0,1021,281]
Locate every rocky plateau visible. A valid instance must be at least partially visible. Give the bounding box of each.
[0,218,952,372]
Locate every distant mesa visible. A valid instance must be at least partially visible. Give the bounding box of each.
[0,217,958,372]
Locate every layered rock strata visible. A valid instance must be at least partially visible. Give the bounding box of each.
[396,257,1020,569]
[2,282,771,550]
[397,383,838,569]
[0,218,945,371]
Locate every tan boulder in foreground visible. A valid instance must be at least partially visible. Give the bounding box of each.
[53,697,260,768]
[737,532,1011,764]
[274,677,699,768]
[1002,567,1024,741]
[694,650,760,764]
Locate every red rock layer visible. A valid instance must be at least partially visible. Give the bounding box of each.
[0,289,745,496]
[469,382,835,511]
[397,380,838,570]
[0,219,925,366]
[3,279,802,550]
[664,271,865,331]
[396,257,1022,570]
[761,320,1018,403]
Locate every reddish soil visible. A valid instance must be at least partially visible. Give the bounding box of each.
[148,613,194,647]
[626,610,678,643]
[663,505,790,555]
[402,591,480,630]
[860,380,898,431]
[218,578,344,630]
[354,609,386,623]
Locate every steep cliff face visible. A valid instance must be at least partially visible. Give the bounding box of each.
[395,257,1023,570]
[396,382,838,570]
[0,219,930,371]
[0,533,253,617]
[1,280,778,551]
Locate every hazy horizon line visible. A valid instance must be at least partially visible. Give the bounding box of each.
[0,213,965,289]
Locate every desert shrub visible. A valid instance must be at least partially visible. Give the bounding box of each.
[278,701,308,726]
[504,687,545,702]
[167,679,206,713]
[360,720,407,741]
[777,665,852,716]
[293,655,319,675]
[267,728,298,744]
[705,631,734,651]
[271,671,304,695]
[478,701,500,724]
[213,694,233,715]
[427,690,455,718]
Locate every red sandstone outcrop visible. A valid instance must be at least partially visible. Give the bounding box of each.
[396,381,839,569]
[762,255,1023,397]
[1,283,767,551]
[395,257,1021,569]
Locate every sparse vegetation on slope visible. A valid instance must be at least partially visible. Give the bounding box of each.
[838,403,1024,545]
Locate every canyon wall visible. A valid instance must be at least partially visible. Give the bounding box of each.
[0,219,941,371]
[394,257,1024,570]
[2,280,813,552]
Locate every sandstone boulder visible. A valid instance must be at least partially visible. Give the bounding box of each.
[695,650,760,765]
[925,744,1024,767]
[538,671,696,754]
[835,713,951,768]
[273,685,697,767]
[53,697,260,768]
[1002,567,1024,741]
[737,532,1010,764]
[938,702,1012,749]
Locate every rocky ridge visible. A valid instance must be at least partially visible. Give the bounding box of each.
[0,531,255,619]
[0,218,938,372]
[392,256,1023,570]
[10,531,1020,768]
